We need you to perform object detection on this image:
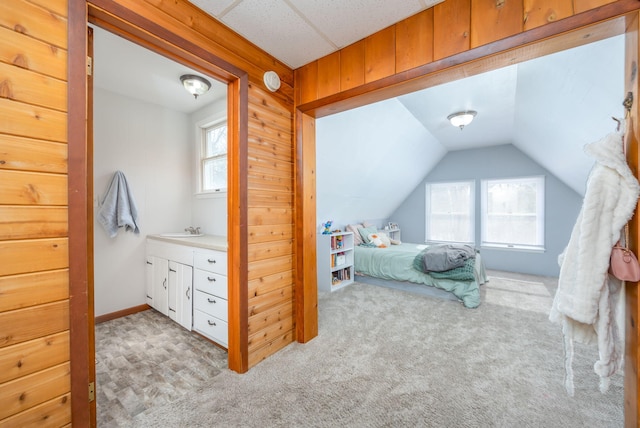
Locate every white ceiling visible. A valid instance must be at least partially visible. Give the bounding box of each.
[188,0,442,68]
[92,25,227,114]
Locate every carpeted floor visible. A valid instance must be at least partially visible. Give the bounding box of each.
[98,270,624,427]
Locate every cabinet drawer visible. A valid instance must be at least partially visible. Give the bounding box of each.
[194,250,227,275]
[193,309,228,347]
[194,290,228,321]
[194,269,227,298]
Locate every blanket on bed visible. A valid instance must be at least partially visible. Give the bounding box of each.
[355,243,484,308]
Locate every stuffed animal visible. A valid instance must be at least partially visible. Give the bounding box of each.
[322,221,333,235]
[368,232,390,248]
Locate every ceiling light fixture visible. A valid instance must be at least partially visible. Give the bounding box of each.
[180,74,211,99]
[447,111,477,130]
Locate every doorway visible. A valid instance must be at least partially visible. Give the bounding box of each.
[90,24,231,421]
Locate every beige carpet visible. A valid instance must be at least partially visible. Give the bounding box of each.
[132,271,623,427]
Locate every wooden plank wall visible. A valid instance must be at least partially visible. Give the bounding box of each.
[246,82,295,368]
[295,0,618,106]
[0,0,72,426]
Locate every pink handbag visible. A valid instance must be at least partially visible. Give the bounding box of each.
[609,225,640,282]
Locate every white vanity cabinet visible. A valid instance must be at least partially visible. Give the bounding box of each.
[193,249,228,348]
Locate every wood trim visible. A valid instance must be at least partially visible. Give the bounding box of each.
[86,24,96,424]
[625,11,640,427]
[88,0,245,81]
[227,75,250,373]
[94,304,151,324]
[67,0,91,424]
[295,111,317,342]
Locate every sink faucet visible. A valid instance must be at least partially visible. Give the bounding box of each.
[184,226,201,235]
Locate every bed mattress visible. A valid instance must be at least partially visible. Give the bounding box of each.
[354,243,487,308]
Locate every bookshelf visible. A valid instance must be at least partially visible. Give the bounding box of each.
[317,231,354,292]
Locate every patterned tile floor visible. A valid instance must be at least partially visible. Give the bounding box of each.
[95,309,228,427]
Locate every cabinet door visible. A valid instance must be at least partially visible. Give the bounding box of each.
[145,256,154,305]
[152,257,169,316]
[176,263,193,331]
[168,261,178,322]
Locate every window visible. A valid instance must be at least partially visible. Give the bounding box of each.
[425,181,474,244]
[200,120,227,194]
[481,176,545,250]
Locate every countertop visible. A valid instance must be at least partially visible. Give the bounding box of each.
[147,234,227,252]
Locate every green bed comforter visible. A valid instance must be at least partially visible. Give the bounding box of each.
[354,243,486,308]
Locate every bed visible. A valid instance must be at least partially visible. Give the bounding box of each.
[354,243,488,308]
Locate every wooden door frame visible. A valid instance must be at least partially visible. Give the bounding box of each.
[295,6,640,428]
[68,0,250,423]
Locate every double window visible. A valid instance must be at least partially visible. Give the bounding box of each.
[425,176,545,250]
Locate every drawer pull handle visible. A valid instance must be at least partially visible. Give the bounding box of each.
[207,259,216,264]
[207,298,216,304]
[163,278,167,289]
[169,268,177,272]
[207,277,216,282]
[186,287,190,299]
[207,320,216,326]
[146,261,153,265]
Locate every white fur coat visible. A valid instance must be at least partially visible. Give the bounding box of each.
[550,128,640,395]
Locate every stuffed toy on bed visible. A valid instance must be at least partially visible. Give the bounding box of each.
[367,232,391,248]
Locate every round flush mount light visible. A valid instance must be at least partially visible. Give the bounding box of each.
[263,71,281,92]
[180,74,211,99]
[447,110,477,130]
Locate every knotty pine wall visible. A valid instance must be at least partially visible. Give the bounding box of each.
[295,0,619,107]
[0,0,72,426]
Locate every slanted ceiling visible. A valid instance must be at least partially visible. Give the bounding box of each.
[316,35,624,226]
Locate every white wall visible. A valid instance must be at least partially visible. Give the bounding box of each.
[94,88,193,316]
[190,98,228,237]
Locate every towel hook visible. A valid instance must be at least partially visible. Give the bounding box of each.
[623,91,633,117]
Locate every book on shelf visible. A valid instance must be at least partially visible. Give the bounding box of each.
[331,267,351,285]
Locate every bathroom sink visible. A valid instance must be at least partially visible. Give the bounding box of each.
[159,232,204,238]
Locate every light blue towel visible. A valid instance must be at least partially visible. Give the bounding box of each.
[97,171,140,238]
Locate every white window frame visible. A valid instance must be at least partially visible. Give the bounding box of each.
[195,116,227,198]
[425,180,475,245]
[480,176,545,252]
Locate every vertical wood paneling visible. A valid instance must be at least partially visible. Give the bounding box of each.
[364,26,396,83]
[396,9,434,73]
[295,112,317,343]
[0,0,70,424]
[340,40,365,91]
[574,0,617,14]
[524,0,574,30]
[471,0,524,48]
[434,0,471,61]
[295,61,317,105]
[317,51,341,98]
